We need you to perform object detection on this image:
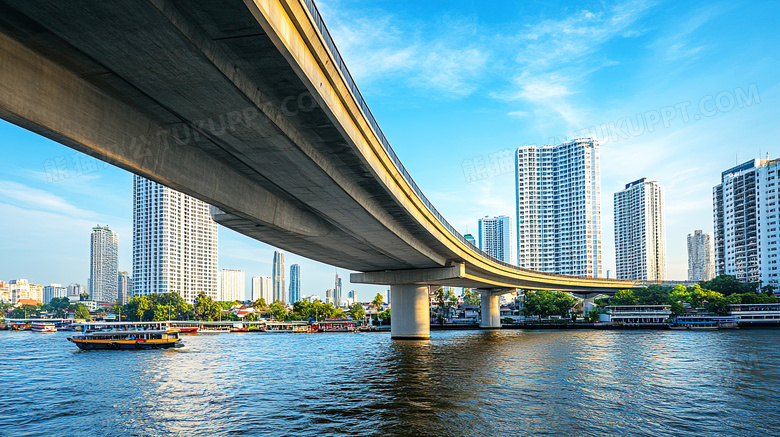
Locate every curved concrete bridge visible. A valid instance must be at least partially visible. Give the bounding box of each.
[0,0,635,339]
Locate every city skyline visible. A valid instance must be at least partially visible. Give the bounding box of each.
[1,0,778,293]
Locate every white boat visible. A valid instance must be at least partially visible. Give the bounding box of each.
[31,322,57,333]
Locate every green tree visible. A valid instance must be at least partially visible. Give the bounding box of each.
[153,304,172,321]
[635,285,672,305]
[611,289,638,305]
[292,300,312,318]
[269,300,288,320]
[194,291,221,321]
[74,304,90,319]
[372,293,384,310]
[253,297,268,309]
[587,308,601,322]
[377,309,391,325]
[670,284,689,303]
[125,295,152,321]
[523,290,577,319]
[348,303,365,323]
[79,293,89,301]
[48,297,70,311]
[463,288,481,305]
[699,274,752,295]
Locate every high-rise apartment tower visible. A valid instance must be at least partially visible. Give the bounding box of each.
[515,138,602,277]
[132,176,218,303]
[89,225,118,303]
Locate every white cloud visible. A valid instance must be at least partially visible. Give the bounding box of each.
[0,180,97,218]
[499,1,657,130]
[321,4,490,99]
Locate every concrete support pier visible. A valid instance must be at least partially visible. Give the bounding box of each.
[479,290,501,329]
[390,284,430,339]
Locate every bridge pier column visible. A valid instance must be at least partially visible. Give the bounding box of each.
[390,284,430,340]
[479,290,501,329]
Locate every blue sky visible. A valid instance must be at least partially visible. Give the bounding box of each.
[1,0,778,298]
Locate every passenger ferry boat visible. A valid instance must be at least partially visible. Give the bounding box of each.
[31,322,57,333]
[313,320,355,333]
[668,316,738,330]
[67,328,183,350]
[76,321,174,333]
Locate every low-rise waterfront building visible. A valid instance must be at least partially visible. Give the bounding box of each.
[727,303,780,324]
[598,305,672,327]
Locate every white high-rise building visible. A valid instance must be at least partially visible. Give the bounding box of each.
[251,276,273,303]
[713,158,780,287]
[515,138,602,277]
[42,284,67,305]
[67,283,86,299]
[132,176,218,303]
[272,251,285,303]
[219,269,245,302]
[614,178,667,281]
[118,271,131,305]
[478,215,513,263]
[90,225,118,303]
[687,230,715,281]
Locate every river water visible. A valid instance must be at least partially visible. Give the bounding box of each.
[0,329,778,436]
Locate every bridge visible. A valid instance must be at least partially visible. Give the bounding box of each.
[0,0,636,339]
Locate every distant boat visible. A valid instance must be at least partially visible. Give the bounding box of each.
[31,322,57,333]
[198,328,230,334]
[67,328,184,350]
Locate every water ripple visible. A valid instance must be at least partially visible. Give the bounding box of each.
[1,330,779,436]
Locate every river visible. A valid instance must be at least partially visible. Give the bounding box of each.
[0,329,778,436]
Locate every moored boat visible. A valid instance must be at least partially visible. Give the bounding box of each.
[31,322,57,333]
[67,328,184,350]
[668,316,738,330]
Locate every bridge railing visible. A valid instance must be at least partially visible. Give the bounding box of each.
[300,0,629,284]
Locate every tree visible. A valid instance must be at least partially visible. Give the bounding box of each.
[348,303,365,323]
[74,304,90,319]
[253,298,268,309]
[48,297,70,311]
[611,289,638,306]
[292,300,312,319]
[699,275,751,296]
[372,293,384,310]
[635,285,672,305]
[125,296,152,321]
[153,304,172,321]
[463,288,480,305]
[269,300,288,320]
[194,292,221,321]
[587,308,601,322]
[377,309,391,325]
[79,293,89,301]
[434,287,457,324]
[670,284,689,304]
[523,290,577,319]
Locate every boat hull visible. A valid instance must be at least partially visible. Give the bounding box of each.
[68,338,183,350]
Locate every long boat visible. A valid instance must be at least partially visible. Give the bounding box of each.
[669,316,738,330]
[67,328,184,350]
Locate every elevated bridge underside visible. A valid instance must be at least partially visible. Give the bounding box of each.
[0,0,635,337]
